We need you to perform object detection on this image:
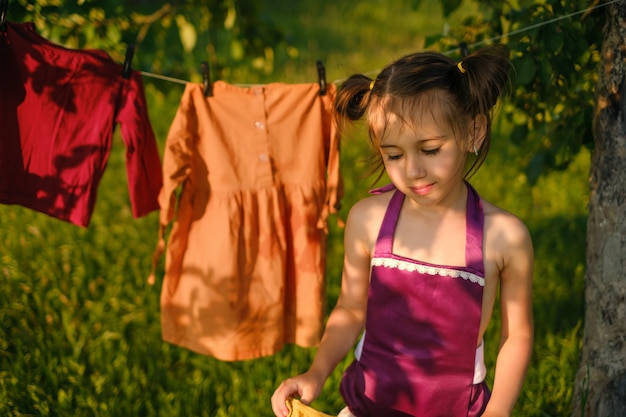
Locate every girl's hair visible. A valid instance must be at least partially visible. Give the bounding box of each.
[335,44,511,181]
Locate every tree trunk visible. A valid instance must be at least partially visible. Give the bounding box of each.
[571,1,626,416]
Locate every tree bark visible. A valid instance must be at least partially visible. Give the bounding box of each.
[571,1,626,416]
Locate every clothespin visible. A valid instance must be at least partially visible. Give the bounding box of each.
[317,60,326,96]
[122,45,135,79]
[201,61,212,97]
[1,0,9,33]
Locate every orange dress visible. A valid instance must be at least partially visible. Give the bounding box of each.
[155,81,341,361]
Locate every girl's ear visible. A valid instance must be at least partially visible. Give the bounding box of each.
[470,114,488,151]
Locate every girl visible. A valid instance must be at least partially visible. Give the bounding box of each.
[271,44,533,417]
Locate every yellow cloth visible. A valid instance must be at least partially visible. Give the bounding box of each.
[286,398,335,417]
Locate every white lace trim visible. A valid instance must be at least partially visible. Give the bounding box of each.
[371,257,485,287]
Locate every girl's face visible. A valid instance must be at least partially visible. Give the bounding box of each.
[376,108,469,208]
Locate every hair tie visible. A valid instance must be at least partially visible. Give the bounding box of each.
[457,61,466,74]
[369,80,375,90]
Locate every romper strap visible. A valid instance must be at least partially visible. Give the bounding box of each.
[465,182,485,275]
[373,189,404,256]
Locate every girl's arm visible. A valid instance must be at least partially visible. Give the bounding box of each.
[271,201,373,417]
[483,215,534,417]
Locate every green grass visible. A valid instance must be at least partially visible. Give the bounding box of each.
[0,1,588,415]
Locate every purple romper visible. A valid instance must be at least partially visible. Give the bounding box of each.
[340,183,491,416]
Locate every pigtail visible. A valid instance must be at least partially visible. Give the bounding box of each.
[450,44,512,116]
[334,74,374,131]
[448,44,511,178]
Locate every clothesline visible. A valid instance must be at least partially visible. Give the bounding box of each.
[140,1,617,87]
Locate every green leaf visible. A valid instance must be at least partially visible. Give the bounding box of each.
[106,25,121,44]
[513,55,536,86]
[424,33,443,49]
[224,5,236,30]
[230,39,244,61]
[441,0,463,17]
[539,59,553,85]
[526,152,545,185]
[545,25,564,53]
[176,15,197,53]
[510,122,529,146]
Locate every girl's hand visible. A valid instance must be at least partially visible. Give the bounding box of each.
[271,370,325,417]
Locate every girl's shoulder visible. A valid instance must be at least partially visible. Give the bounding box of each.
[481,198,530,236]
[480,197,533,264]
[348,188,394,218]
[344,190,395,247]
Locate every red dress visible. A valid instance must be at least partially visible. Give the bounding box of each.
[0,22,162,227]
